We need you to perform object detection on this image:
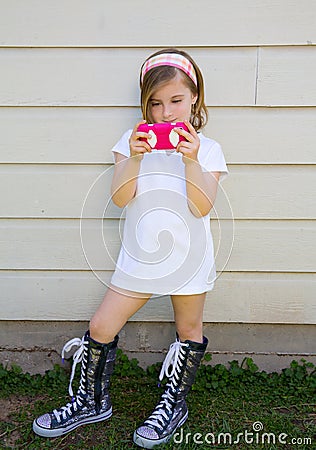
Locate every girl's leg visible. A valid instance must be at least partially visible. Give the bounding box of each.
[133,293,208,448]
[170,292,206,343]
[89,284,152,343]
[33,285,152,438]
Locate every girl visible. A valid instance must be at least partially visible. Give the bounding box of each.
[33,48,228,448]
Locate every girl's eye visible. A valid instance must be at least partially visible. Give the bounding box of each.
[172,99,182,103]
[150,102,160,107]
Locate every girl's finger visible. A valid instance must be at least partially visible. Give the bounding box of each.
[175,123,198,143]
[176,143,190,153]
[177,141,191,150]
[130,120,148,142]
[174,127,192,141]
[135,131,152,140]
[184,120,197,136]
[132,120,146,135]
[132,141,152,154]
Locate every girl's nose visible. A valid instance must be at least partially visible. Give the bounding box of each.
[162,106,173,120]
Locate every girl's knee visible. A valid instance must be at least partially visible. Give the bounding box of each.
[89,307,103,328]
[89,314,114,344]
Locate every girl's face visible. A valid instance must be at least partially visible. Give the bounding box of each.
[148,72,197,124]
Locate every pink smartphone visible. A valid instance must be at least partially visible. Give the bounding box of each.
[137,122,189,150]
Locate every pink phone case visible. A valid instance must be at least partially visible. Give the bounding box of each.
[137,122,189,149]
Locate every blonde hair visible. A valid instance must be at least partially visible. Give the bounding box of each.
[140,48,208,131]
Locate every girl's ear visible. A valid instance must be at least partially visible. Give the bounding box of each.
[191,94,198,105]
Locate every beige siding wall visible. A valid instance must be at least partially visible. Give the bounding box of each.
[0,2,315,340]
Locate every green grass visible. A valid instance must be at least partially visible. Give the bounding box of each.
[0,351,315,449]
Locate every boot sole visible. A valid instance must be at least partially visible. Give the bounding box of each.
[33,407,112,437]
[133,411,188,449]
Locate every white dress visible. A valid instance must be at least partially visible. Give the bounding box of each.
[110,130,228,296]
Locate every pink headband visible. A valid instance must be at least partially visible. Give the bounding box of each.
[141,53,198,86]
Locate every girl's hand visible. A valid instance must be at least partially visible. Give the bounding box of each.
[175,121,200,164]
[129,121,152,160]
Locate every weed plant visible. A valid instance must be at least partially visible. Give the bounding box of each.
[0,350,315,449]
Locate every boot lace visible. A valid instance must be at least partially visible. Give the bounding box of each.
[144,339,189,431]
[53,335,88,423]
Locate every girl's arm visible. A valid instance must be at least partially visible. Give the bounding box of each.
[185,163,220,217]
[176,121,220,217]
[111,152,141,208]
[111,122,151,208]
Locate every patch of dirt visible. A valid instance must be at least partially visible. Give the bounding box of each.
[0,396,38,449]
[0,396,33,421]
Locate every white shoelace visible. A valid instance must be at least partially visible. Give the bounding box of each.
[158,339,189,382]
[145,390,175,430]
[61,336,87,398]
[145,339,189,430]
[53,335,88,423]
[53,397,84,423]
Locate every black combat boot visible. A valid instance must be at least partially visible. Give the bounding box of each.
[133,334,208,448]
[33,331,118,437]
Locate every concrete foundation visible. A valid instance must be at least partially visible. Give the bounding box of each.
[1,321,315,374]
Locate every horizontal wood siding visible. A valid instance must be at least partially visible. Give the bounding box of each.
[0,107,314,164]
[0,1,315,329]
[0,165,314,219]
[0,48,257,106]
[257,47,316,105]
[0,272,315,324]
[1,219,314,272]
[1,1,315,46]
